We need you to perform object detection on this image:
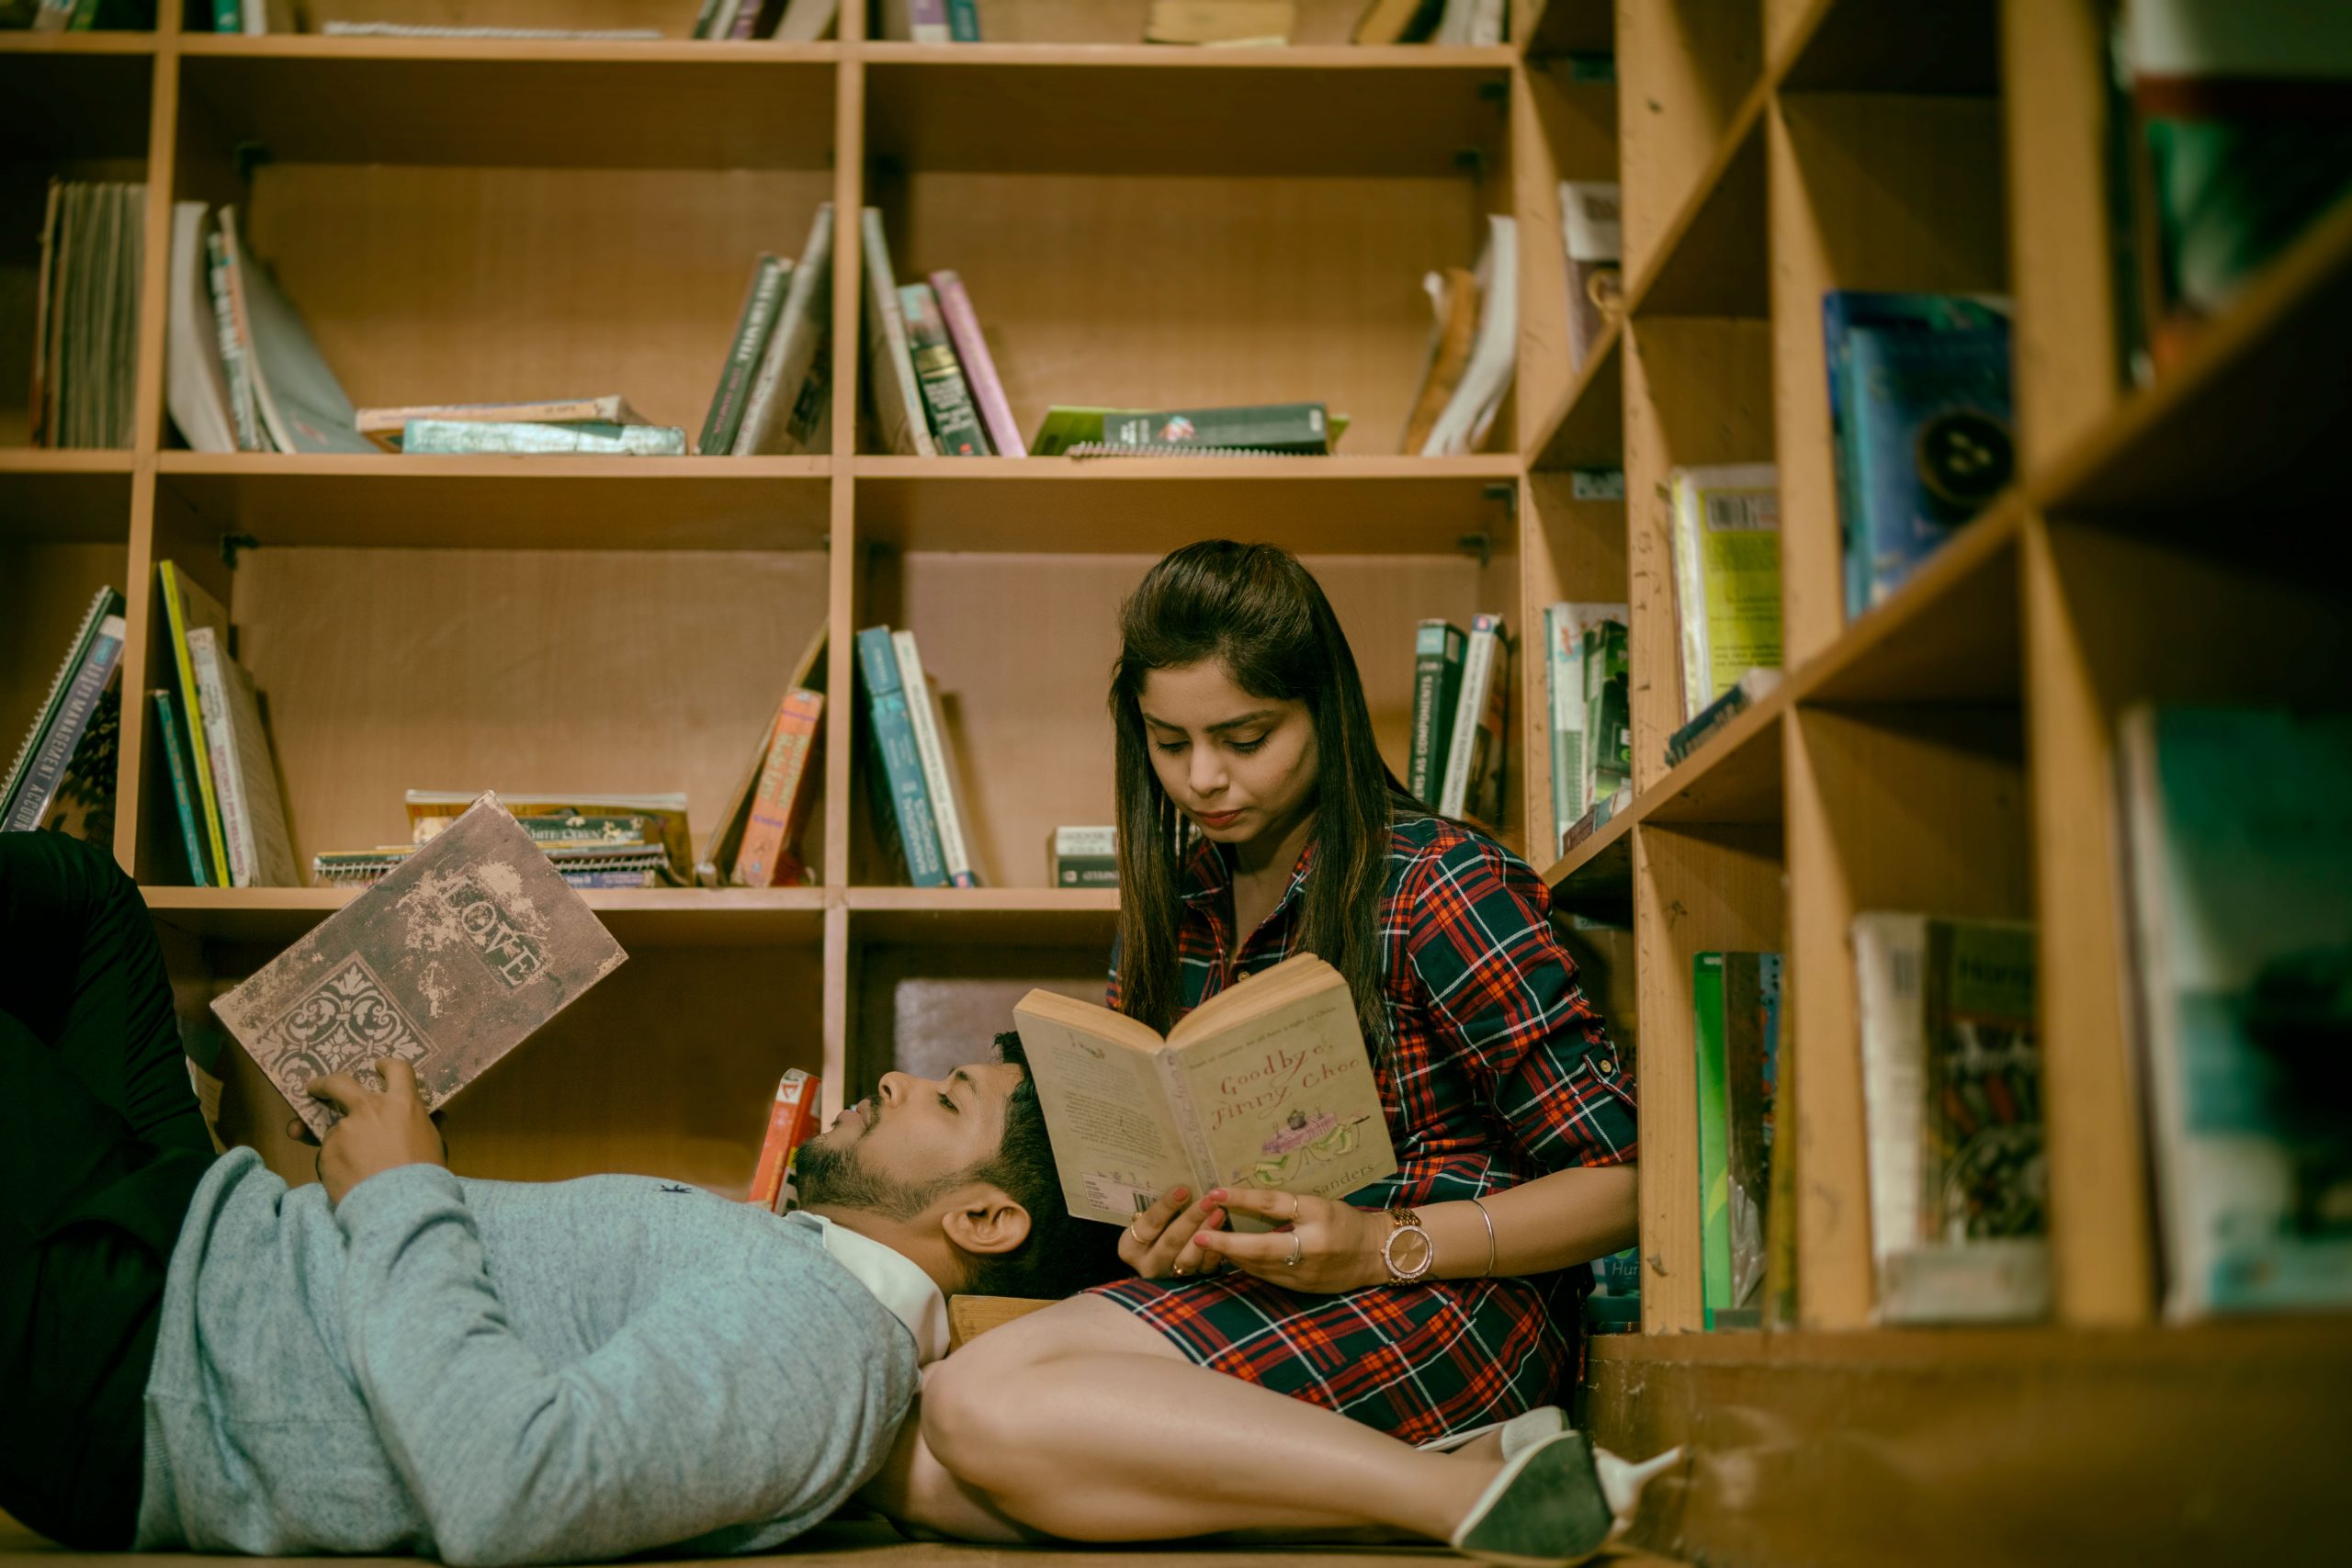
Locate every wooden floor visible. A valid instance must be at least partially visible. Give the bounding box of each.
[0,1518,1685,1566]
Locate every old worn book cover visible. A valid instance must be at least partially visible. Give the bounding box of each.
[214,792,628,1139]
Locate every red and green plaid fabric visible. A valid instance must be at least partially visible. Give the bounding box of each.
[1089,813,1637,1443]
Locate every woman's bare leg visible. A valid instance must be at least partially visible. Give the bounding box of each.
[912,1295,1504,1543]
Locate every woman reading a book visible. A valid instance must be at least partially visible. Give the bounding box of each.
[883,540,1641,1546]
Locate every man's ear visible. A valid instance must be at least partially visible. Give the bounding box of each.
[940,1183,1032,1258]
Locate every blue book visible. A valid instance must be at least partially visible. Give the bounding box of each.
[855,626,947,888]
[153,688,212,886]
[1823,292,2015,619]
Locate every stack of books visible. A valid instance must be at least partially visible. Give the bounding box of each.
[357,395,684,457]
[1033,402,1342,459]
[31,180,145,451]
[1406,614,1510,828]
[1402,213,1517,456]
[152,563,300,887]
[862,209,1023,457]
[165,203,373,455]
[856,625,982,888]
[2,587,125,840]
[692,0,839,39]
[313,793,693,890]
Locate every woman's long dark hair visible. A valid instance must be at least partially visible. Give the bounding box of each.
[1110,541,1416,1053]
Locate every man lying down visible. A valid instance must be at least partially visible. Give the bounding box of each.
[0,832,1668,1568]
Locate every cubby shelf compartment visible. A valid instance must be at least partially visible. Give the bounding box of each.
[845,886,1120,949]
[1527,321,1623,473]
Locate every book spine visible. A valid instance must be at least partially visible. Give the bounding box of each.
[1546,606,1586,852]
[899,283,991,457]
[1152,1050,1222,1201]
[1408,621,1464,805]
[1583,617,1630,807]
[185,630,253,888]
[734,691,824,887]
[910,0,951,42]
[1406,626,1442,804]
[929,271,1024,456]
[1853,912,1929,1301]
[946,0,980,41]
[891,631,977,886]
[856,626,947,887]
[735,203,832,457]
[206,232,261,452]
[691,0,724,38]
[1049,826,1117,887]
[748,1068,819,1209]
[3,615,122,832]
[860,209,937,457]
[729,0,766,39]
[1693,953,1734,1328]
[698,254,788,455]
[159,568,233,886]
[1465,619,1510,826]
[1438,616,1495,818]
[1104,402,1329,454]
[151,690,212,886]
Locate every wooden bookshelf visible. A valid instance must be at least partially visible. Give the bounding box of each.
[1,3,2346,1562]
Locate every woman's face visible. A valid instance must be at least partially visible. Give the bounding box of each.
[1136,660,1318,847]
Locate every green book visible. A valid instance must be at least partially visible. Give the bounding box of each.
[899,281,990,457]
[1580,616,1631,812]
[152,688,211,886]
[698,254,790,456]
[1103,401,1331,455]
[1406,618,1465,806]
[1694,953,1735,1328]
[1031,405,1351,457]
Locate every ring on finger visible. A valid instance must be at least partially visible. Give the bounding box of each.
[1283,1232,1303,1268]
[1288,1193,1303,1222]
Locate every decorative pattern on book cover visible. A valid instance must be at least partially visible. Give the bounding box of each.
[215,793,627,1141]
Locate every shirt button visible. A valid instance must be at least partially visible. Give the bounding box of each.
[1597,1055,1617,1076]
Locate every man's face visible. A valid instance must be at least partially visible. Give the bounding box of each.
[795,1062,1024,1218]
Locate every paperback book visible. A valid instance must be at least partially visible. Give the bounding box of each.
[1012,953,1397,1227]
[1668,464,1781,723]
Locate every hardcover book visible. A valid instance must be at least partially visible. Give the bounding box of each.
[185,625,298,888]
[859,209,935,457]
[1048,826,1118,888]
[2120,705,2352,1318]
[151,688,211,886]
[1822,291,2014,618]
[702,623,827,886]
[899,282,991,457]
[733,687,824,888]
[2,586,123,832]
[1853,912,2048,1324]
[406,791,693,883]
[892,628,982,886]
[1032,405,1351,457]
[1542,602,1625,852]
[1012,953,1397,1227]
[929,270,1023,456]
[748,1067,821,1213]
[216,793,628,1140]
[1406,618,1466,806]
[1579,615,1631,816]
[1419,214,1515,457]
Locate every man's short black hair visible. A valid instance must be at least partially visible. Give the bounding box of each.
[959,1032,1127,1299]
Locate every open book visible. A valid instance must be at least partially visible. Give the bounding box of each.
[1012,953,1396,1228]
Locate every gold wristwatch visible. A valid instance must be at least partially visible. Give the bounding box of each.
[1383,1207,1435,1282]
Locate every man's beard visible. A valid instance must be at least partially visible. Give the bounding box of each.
[794,1125,966,1223]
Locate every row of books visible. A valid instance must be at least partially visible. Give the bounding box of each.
[1541,601,1629,859]
[9,0,151,28]
[858,623,982,887]
[694,0,839,40]
[313,794,695,890]
[31,180,144,452]
[1404,614,1510,827]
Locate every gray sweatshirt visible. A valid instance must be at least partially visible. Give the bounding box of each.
[134,1150,918,1564]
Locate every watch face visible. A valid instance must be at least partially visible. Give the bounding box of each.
[1388,1224,1434,1276]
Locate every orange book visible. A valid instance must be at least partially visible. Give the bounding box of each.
[731,687,824,887]
[749,1068,821,1212]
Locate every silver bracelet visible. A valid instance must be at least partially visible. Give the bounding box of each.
[1467,1194,1498,1277]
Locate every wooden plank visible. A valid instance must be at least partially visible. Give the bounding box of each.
[1631,819,1786,1333]
[946,1293,1056,1349]
[1588,1317,2352,1568]
[1766,91,2006,666]
[141,886,828,947]
[855,461,1518,555]
[862,53,1510,178]
[1629,91,1767,321]
[1616,0,1763,283]
[2001,0,2121,473]
[154,458,831,551]
[1515,59,1617,457]
[175,48,839,168]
